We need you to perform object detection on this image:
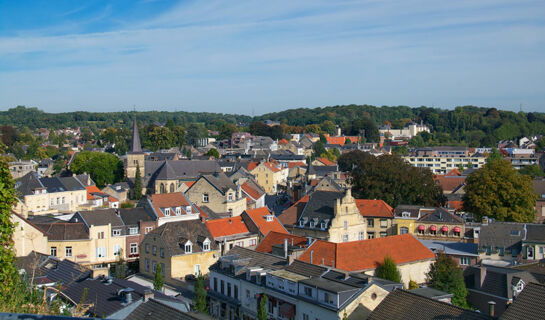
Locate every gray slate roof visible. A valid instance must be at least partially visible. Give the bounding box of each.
[126,298,198,320]
[500,282,545,320]
[420,240,479,257]
[200,171,237,194]
[73,209,125,228]
[418,208,463,223]
[16,172,45,196]
[368,289,492,320]
[147,219,218,256]
[119,207,155,226]
[297,191,344,227]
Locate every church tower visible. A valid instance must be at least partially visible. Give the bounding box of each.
[125,116,145,179]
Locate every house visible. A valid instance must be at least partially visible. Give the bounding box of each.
[311,157,336,166]
[139,219,219,281]
[403,147,486,175]
[306,164,338,181]
[277,195,310,233]
[11,212,48,257]
[355,199,395,238]
[297,234,436,287]
[533,179,545,223]
[378,122,431,140]
[241,207,288,239]
[208,246,402,320]
[140,192,201,226]
[102,182,130,203]
[255,231,309,261]
[368,289,492,320]
[500,282,545,320]
[419,240,479,269]
[248,161,288,194]
[478,221,526,266]
[9,159,38,179]
[124,296,200,320]
[205,216,259,255]
[464,265,541,317]
[15,172,88,215]
[85,185,119,209]
[395,205,466,241]
[119,207,158,262]
[240,179,266,209]
[293,190,367,243]
[186,172,247,216]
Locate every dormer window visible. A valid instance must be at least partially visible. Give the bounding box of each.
[175,207,181,215]
[266,215,274,222]
[228,193,233,201]
[402,211,410,218]
[203,238,211,252]
[321,222,326,229]
[185,241,193,254]
[185,206,192,214]
[164,208,171,216]
[310,220,315,228]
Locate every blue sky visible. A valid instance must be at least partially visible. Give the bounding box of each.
[0,0,544,114]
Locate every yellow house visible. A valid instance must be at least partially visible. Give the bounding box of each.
[11,212,48,257]
[249,161,288,194]
[394,205,465,241]
[139,219,220,282]
[186,172,247,216]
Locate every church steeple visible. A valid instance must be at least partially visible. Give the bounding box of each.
[130,115,142,153]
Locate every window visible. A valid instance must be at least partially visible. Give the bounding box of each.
[221,280,225,294]
[236,241,243,247]
[194,264,200,275]
[203,241,210,251]
[228,193,233,201]
[401,211,410,218]
[145,227,152,234]
[50,247,57,257]
[97,231,105,239]
[160,248,165,258]
[145,258,150,271]
[228,209,233,215]
[130,243,138,254]
[380,219,388,228]
[368,219,374,227]
[152,261,157,272]
[96,247,106,258]
[343,234,349,242]
[214,278,218,292]
[170,184,175,193]
[114,244,121,256]
[129,227,138,235]
[164,208,171,216]
[460,257,471,266]
[310,220,315,228]
[161,263,165,275]
[203,193,209,203]
[368,232,375,239]
[359,232,364,240]
[304,286,313,297]
[50,198,54,206]
[152,245,157,255]
[400,227,409,235]
[344,220,348,230]
[234,285,238,300]
[175,207,181,215]
[321,222,326,229]
[324,292,334,304]
[185,243,192,254]
[113,229,121,236]
[303,314,309,320]
[145,243,149,253]
[246,289,250,299]
[380,232,387,238]
[227,283,232,297]
[510,230,521,236]
[250,239,256,246]
[65,246,72,257]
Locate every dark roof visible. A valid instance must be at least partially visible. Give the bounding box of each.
[58,177,85,191]
[307,164,338,177]
[40,177,69,193]
[213,246,287,276]
[285,260,328,278]
[119,207,155,226]
[394,205,422,218]
[410,287,453,300]
[300,277,359,293]
[16,251,49,277]
[39,258,91,286]
[525,224,545,242]
[130,116,142,153]
[418,207,463,223]
[126,298,199,320]
[73,209,125,228]
[368,289,492,320]
[297,191,344,227]
[30,217,89,241]
[200,172,237,194]
[479,222,525,251]
[147,219,218,256]
[465,265,541,299]
[500,282,545,320]
[16,172,44,196]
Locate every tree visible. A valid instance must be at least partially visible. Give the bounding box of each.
[486,147,503,163]
[153,263,164,291]
[70,151,124,188]
[463,159,537,222]
[257,293,268,320]
[205,148,220,159]
[113,250,126,279]
[133,163,142,200]
[427,253,469,308]
[408,280,419,290]
[339,151,443,208]
[375,256,401,283]
[519,164,545,178]
[312,141,326,159]
[193,274,208,314]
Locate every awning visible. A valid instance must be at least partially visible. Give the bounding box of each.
[429,225,437,231]
[417,225,425,231]
[441,226,449,232]
[453,226,461,233]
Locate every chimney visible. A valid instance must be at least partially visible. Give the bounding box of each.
[143,289,154,302]
[125,292,133,304]
[310,250,314,264]
[200,216,205,223]
[284,238,288,259]
[488,301,496,317]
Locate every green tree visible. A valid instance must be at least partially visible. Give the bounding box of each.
[257,293,268,320]
[205,148,220,159]
[312,141,326,159]
[519,164,545,178]
[70,151,124,188]
[375,256,401,283]
[153,263,164,291]
[427,253,469,308]
[193,274,208,314]
[486,147,503,163]
[114,250,126,279]
[133,163,142,200]
[408,280,419,290]
[463,159,537,222]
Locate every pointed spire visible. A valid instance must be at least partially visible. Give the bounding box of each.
[130,115,142,153]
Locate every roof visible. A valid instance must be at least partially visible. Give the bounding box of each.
[298,234,435,271]
[130,116,142,153]
[500,282,545,320]
[126,298,198,320]
[144,160,220,182]
[287,161,307,169]
[205,216,251,239]
[255,231,308,253]
[85,185,103,200]
[418,208,463,224]
[307,164,338,177]
[241,180,265,200]
[199,171,237,194]
[74,209,124,227]
[298,191,344,226]
[355,199,394,218]
[316,157,335,166]
[146,220,218,256]
[368,289,492,320]
[39,258,91,286]
[419,240,478,257]
[214,246,288,276]
[149,192,194,218]
[277,195,309,226]
[465,265,541,299]
[410,287,453,300]
[243,207,288,236]
[32,219,89,241]
[479,222,525,251]
[435,175,466,193]
[119,207,156,226]
[15,172,44,196]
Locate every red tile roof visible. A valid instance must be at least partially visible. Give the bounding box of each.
[85,186,107,200]
[244,207,288,236]
[447,200,464,211]
[263,162,281,173]
[183,181,195,188]
[241,182,264,200]
[255,231,308,253]
[288,162,307,169]
[149,192,193,217]
[445,169,462,177]
[247,161,259,171]
[435,176,466,193]
[325,136,360,145]
[278,139,289,145]
[298,234,435,271]
[277,195,309,226]
[205,216,250,239]
[317,157,335,166]
[355,199,394,218]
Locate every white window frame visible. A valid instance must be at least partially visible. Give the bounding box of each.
[203,193,209,203]
[129,227,138,235]
[113,229,121,236]
[50,246,57,257]
[113,244,121,256]
[130,243,138,254]
[96,247,106,258]
[175,207,181,215]
[164,208,171,216]
[66,246,72,257]
[145,227,152,234]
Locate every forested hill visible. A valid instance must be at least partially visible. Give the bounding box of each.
[2,104,545,147]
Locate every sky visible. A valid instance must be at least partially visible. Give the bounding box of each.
[0,0,544,115]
